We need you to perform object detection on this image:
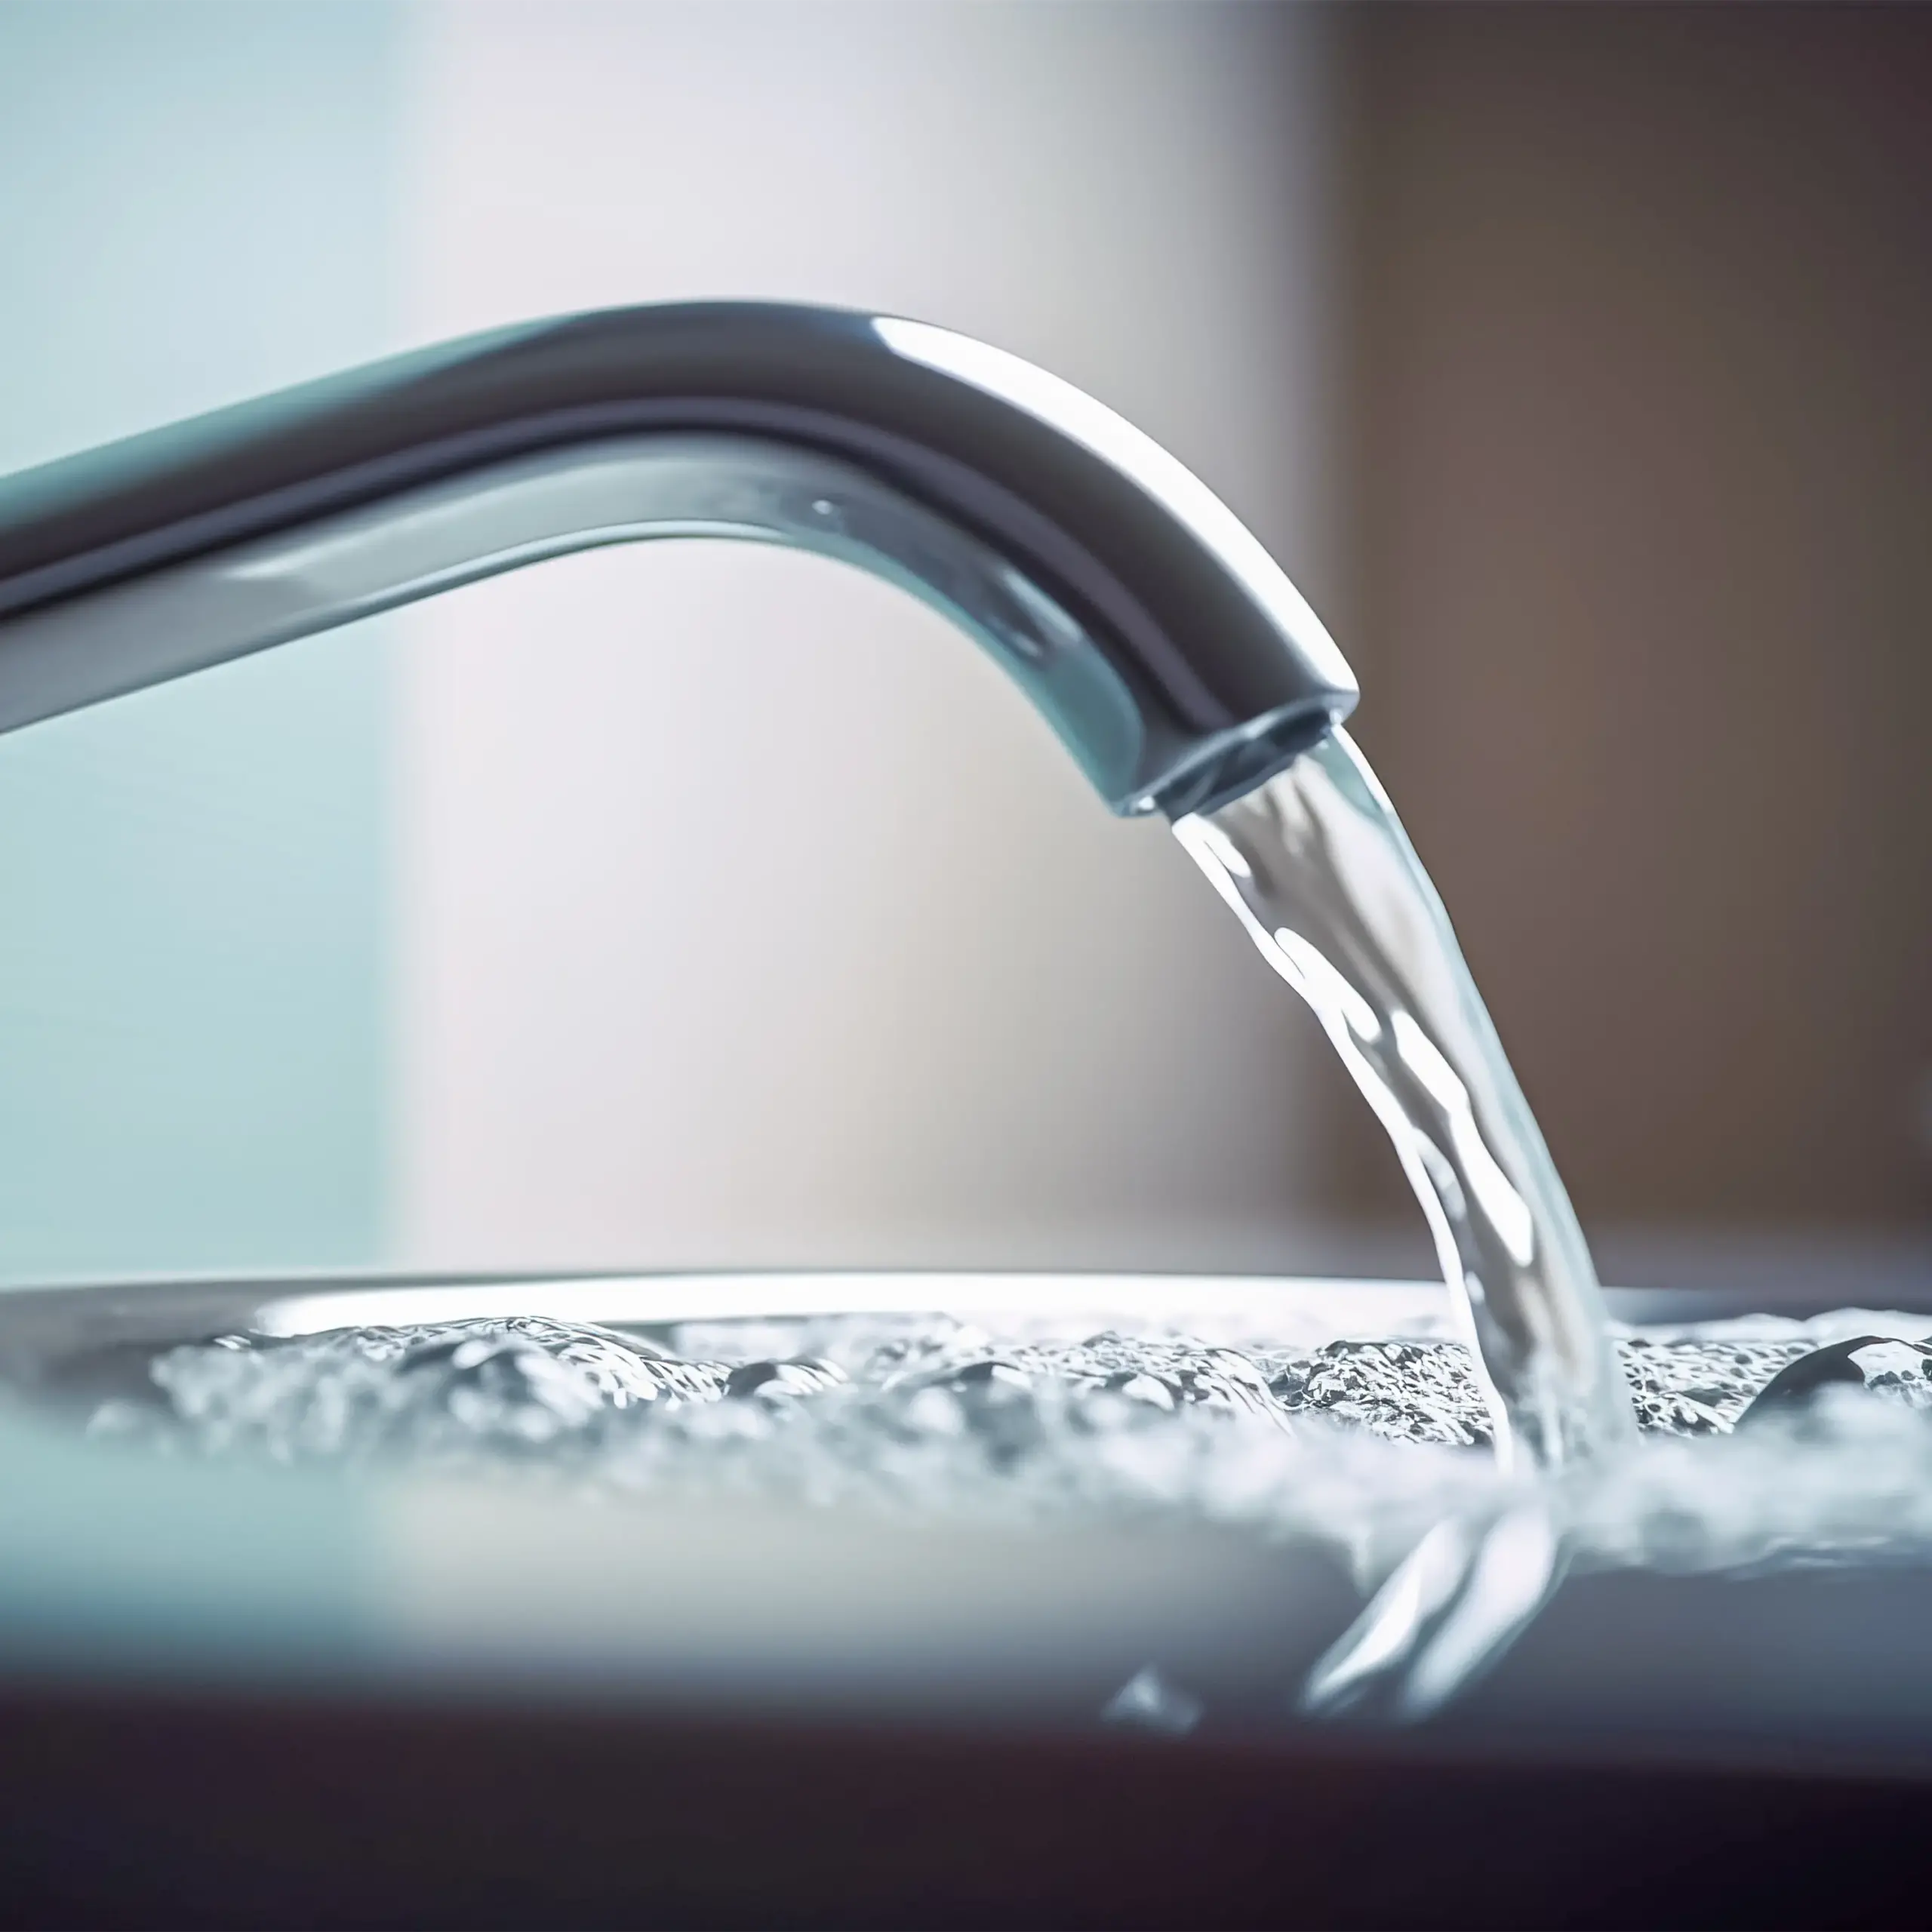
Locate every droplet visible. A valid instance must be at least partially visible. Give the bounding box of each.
[1102,1667,1201,1736]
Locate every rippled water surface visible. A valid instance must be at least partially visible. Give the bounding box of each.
[92,1306,1932,1598]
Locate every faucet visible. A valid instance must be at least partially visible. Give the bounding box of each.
[0,303,1355,819]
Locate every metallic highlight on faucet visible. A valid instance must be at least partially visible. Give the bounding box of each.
[0,303,1356,818]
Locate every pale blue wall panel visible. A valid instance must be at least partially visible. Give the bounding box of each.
[0,1,401,1277]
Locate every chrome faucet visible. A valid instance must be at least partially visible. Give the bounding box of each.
[0,303,1355,819]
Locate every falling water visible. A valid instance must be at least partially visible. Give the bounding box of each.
[1175,730,1635,1475]
[1174,727,1643,1710]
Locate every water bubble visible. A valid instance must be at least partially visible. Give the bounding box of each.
[1734,1334,1932,1431]
[1102,1666,1202,1736]
[724,1359,847,1403]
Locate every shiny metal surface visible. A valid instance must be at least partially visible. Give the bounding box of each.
[0,302,1358,815]
[0,1265,1912,1384]
[0,434,1138,789]
[0,1269,1456,1398]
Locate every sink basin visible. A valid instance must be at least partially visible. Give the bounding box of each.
[0,1267,1921,1926]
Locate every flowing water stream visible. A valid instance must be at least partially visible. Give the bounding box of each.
[1174,731,1633,1707]
[1177,729,1632,1475]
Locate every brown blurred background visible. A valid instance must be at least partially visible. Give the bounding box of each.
[1324,3,1932,1282]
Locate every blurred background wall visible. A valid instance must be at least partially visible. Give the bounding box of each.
[390,0,1352,1275]
[1333,2,1932,1292]
[0,1,1927,1295]
[0,1,397,1279]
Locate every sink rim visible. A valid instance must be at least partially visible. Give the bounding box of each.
[0,1263,1923,1361]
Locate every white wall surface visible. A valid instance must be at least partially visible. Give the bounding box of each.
[392,0,1352,1271]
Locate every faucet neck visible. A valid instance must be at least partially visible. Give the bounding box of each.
[0,303,1355,815]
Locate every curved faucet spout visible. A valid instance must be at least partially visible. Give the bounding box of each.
[0,302,1355,817]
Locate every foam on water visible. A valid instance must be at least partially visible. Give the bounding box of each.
[93,1307,1932,1588]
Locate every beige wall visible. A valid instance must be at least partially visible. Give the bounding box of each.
[392,2,1356,1274]
[1337,5,1932,1238]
